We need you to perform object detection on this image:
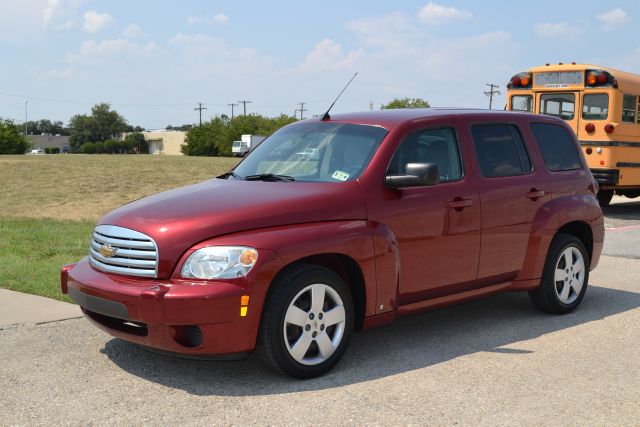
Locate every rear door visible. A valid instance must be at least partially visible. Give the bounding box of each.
[470,123,552,282]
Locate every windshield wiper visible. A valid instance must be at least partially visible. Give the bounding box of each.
[244,173,295,182]
[218,171,243,180]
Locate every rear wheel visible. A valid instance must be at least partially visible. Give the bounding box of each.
[529,233,589,314]
[596,190,613,206]
[257,265,354,379]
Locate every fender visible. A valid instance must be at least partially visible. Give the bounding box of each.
[514,194,602,288]
[176,220,400,330]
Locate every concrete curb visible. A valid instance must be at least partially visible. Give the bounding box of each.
[0,289,81,327]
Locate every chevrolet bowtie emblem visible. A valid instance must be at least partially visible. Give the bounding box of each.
[99,244,118,258]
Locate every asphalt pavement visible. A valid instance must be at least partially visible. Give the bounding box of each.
[0,196,639,425]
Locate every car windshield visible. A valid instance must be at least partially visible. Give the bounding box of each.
[231,122,388,182]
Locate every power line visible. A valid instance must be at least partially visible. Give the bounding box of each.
[238,100,252,116]
[194,102,207,126]
[295,101,307,120]
[228,103,238,119]
[484,83,501,110]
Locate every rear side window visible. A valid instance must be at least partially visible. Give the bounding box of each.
[622,94,637,123]
[387,127,462,182]
[530,123,582,171]
[471,124,532,177]
[511,95,532,112]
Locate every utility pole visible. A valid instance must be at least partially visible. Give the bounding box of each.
[295,102,308,120]
[238,100,252,116]
[484,83,501,110]
[227,103,238,119]
[24,99,28,135]
[194,102,207,126]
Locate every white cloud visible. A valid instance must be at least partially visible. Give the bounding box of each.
[597,8,630,31]
[418,2,472,25]
[43,0,85,30]
[122,24,145,39]
[186,14,229,25]
[66,39,156,60]
[298,38,363,72]
[83,10,113,33]
[534,22,583,40]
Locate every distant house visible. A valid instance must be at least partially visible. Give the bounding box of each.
[28,135,70,153]
[141,130,186,155]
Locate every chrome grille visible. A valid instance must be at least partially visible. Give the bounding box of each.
[89,225,158,278]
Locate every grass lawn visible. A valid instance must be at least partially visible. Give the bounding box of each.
[0,154,239,300]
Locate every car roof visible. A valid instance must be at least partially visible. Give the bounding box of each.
[303,108,554,129]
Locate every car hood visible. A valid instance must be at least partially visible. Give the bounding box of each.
[98,178,366,278]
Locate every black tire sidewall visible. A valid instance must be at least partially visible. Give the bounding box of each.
[541,234,590,312]
[262,266,354,379]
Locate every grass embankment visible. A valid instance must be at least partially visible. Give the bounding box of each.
[0,154,239,301]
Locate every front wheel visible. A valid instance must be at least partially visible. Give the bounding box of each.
[257,265,354,379]
[529,233,589,314]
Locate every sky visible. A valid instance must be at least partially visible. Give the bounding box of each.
[0,0,639,130]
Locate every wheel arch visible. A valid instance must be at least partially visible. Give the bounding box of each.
[266,254,367,331]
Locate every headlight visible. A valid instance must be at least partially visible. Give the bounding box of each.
[180,246,258,280]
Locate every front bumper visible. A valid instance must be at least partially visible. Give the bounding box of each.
[61,256,278,356]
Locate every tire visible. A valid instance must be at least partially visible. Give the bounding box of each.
[529,233,589,314]
[596,190,613,206]
[256,265,354,379]
[619,190,640,199]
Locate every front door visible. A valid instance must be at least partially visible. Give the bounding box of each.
[537,91,581,135]
[366,125,481,306]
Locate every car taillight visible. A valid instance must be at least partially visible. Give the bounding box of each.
[585,123,595,133]
[586,147,593,155]
[604,124,615,134]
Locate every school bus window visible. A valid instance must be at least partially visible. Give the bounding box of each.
[582,94,609,120]
[622,94,636,123]
[511,95,532,112]
[540,93,575,120]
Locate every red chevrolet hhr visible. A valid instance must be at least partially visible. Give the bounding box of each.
[61,109,604,378]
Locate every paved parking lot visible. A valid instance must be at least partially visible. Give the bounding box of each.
[1,196,639,425]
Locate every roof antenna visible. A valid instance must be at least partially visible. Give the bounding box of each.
[321,72,358,121]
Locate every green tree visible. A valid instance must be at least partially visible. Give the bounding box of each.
[181,114,298,157]
[68,103,129,150]
[0,120,31,154]
[124,132,147,154]
[381,97,430,109]
[182,116,228,156]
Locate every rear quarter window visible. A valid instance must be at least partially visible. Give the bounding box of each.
[529,123,582,171]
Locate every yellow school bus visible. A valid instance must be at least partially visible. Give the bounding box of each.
[506,63,640,206]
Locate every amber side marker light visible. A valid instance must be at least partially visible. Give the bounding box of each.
[240,295,250,317]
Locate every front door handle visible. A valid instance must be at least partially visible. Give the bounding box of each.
[448,198,473,211]
[525,189,545,200]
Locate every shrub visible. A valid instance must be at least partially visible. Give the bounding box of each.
[83,142,97,154]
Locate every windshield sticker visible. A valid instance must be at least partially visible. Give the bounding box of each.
[331,170,350,181]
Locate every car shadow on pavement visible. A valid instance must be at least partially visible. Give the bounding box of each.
[603,201,640,221]
[100,284,640,396]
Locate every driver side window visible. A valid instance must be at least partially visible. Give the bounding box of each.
[387,127,463,182]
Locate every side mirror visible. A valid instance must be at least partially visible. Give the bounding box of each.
[385,163,440,188]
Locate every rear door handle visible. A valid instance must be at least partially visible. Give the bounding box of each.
[525,189,545,200]
[448,198,473,210]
